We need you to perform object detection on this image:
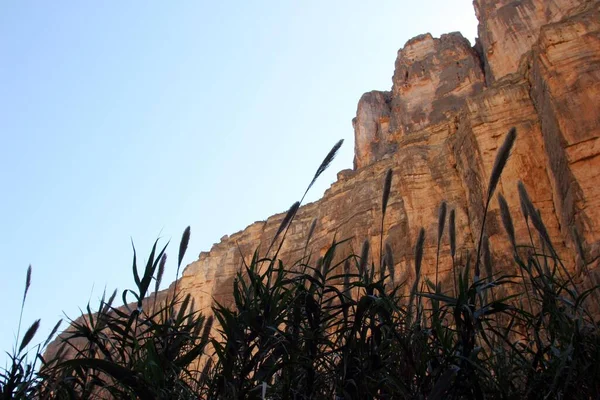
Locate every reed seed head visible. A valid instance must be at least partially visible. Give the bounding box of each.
[23,264,32,306]
[359,239,370,277]
[437,201,447,245]
[382,168,393,218]
[531,207,552,251]
[271,201,300,248]
[308,139,344,193]
[410,228,425,312]
[385,243,395,283]
[201,315,214,346]
[379,262,387,282]
[178,226,191,268]
[519,181,552,246]
[414,227,425,279]
[313,257,323,282]
[498,193,516,250]
[517,181,531,221]
[487,127,517,200]
[43,319,63,348]
[155,253,167,294]
[305,218,317,248]
[449,209,456,258]
[19,319,40,353]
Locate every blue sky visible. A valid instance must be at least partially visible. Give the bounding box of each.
[0,1,477,364]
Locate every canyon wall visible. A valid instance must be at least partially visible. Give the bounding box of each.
[46,1,600,356]
[171,0,600,315]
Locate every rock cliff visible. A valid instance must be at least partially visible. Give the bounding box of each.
[169,0,600,315]
[47,0,600,353]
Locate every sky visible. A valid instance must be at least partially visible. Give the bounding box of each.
[0,1,478,365]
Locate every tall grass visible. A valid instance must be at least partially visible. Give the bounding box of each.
[2,130,599,399]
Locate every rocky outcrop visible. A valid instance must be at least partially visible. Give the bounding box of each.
[389,33,485,136]
[354,33,485,170]
[352,91,391,169]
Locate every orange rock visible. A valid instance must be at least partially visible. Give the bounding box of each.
[175,0,600,313]
[473,0,588,83]
[46,0,600,357]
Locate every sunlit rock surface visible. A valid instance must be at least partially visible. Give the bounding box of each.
[46,0,600,357]
[175,1,600,315]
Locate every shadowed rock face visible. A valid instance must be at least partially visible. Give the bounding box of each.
[47,0,600,356]
[528,2,600,264]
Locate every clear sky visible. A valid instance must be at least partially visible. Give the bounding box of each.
[0,1,477,364]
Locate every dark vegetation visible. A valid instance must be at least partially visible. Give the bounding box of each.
[2,129,600,399]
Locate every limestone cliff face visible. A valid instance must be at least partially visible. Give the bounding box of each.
[352,91,391,169]
[45,1,600,351]
[389,33,485,138]
[354,33,485,170]
[172,0,600,315]
[528,3,600,265]
[473,0,590,83]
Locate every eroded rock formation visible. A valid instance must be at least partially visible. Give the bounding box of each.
[172,0,600,315]
[473,0,591,83]
[354,33,485,170]
[47,0,600,352]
